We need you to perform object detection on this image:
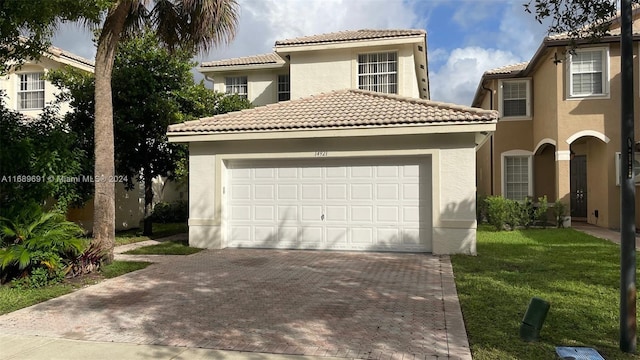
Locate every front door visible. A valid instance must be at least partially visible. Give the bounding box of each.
[570,155,587,218]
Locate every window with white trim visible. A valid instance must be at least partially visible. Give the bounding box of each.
[18,72,45,110]
[225,76,247,98]
[500,79,530,118]
[358,52,398,94]
[568,48,608,97]
[277,74,290,101]
[503,155,532,201]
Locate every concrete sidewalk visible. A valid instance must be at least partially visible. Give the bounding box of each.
[0,333,344,360]
[572,222,640,248]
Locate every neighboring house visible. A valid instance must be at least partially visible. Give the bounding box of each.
[168,29,498,255]
[472,11,640,229]
[0,46,183,231]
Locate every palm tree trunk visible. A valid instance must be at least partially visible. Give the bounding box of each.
[92,1,131,263]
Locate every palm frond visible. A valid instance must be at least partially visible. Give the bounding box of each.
[153,0,239,54]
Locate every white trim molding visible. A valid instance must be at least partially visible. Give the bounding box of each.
[566,130,610,144]
[556,150,571,161]
[534,138,557,154]
[501,149,533,200]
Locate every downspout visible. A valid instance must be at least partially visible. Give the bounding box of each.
[481,82,494,195]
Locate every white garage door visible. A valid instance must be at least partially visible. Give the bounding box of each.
[226,157,431,252]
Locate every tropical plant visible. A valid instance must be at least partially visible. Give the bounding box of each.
[0,204,85,284]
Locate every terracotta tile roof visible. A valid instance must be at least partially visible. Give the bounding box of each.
[201,53,285,68]
[168,89,497,134]
[484,62,528,75]
[47,45,94,68]
[275,29,426,47]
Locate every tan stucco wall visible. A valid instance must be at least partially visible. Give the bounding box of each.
[289,43,420,99]
[209,69,281,107]
[186,132,479,255]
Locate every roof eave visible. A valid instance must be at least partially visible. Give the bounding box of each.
[275,35,425,53]
[198,62,286,73]
[167,122,497,143]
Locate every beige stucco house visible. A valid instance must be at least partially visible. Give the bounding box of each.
[168,29,498,254]
[473,11,640,229]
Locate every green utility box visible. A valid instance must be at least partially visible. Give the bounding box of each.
[519,297,550,342]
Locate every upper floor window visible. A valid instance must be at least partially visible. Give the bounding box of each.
[499,79,531,118]
[225,76,247,98]
[278,74,290,101]
[358,52,397,94]
[18,72,45,110]
[568,48,609,98]
[502,151,532,201]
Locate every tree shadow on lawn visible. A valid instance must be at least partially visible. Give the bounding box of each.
[452,227,638,360]
[0,250,450,359]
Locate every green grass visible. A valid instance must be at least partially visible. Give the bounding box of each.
[99,260,151,278]
[0,261,150,315]
[123,240,202,255]
[115,222,187,246]
[451,226,639,360]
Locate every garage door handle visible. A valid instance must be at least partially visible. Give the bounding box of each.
[321,214,325,221]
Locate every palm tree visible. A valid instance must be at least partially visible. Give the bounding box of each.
[92,0,239,262]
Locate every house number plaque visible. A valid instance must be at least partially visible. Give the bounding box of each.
[314,151,328,157]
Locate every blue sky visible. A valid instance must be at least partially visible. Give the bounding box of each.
[52,0,550,105]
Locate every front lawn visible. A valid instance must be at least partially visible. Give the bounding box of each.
[123,240,202,255]
[0,261,150,315]
[115,222,187,246]
[451,226,639,360]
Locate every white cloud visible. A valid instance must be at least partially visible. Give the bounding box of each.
[429,47,522,105]
[199,0,420,61]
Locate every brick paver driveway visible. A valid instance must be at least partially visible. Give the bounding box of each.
[0,249,469,359]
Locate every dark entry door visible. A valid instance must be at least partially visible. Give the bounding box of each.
[570,155,587,218]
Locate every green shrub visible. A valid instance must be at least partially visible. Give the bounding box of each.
[149,201,187,223]
[476,194,488,223]
[485,196,510,230]
[554,199,569,228]
[534,195,549,228]
[0,204,85,284]
[485,195,551,231]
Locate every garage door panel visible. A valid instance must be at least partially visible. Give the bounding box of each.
[377,184,399,200]
[301,206,323,221]
[254,184,275,200]
[231,206,251,220]
[351,184,373,200]
[377,166,399,177]
[278,206,298,221]
[227,158,431,252]
[301,184,322,200]
[326,184,347,200]
[278,167,297,178]
[254,226,276,242]
[326,227,348,244]
[302,167,322,178]
[254,205,275,221]
[377,228,401,243]
[326,167,347,178]
[351,206,373,222]
[377,206,399,222]
[300,227,323,242]
[351,166,373,178]
[230,184,251,200]
[277,184,298,200]
[279,227,299,242]
[326,205,347,221]
[351,228,374,243]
